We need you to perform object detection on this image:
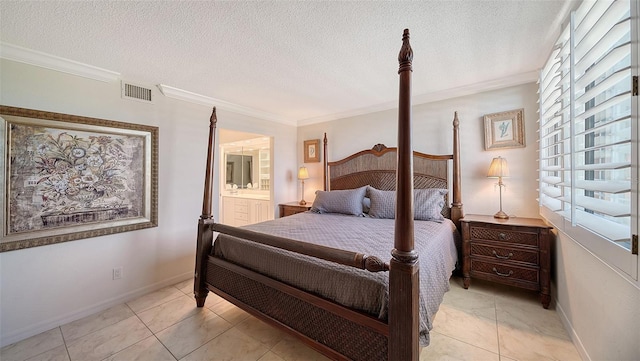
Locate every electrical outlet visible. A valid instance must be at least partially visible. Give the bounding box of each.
[113,267,123,280]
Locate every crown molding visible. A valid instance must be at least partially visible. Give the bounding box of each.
[0,43,292,125]
[297,70,539,126]
[157,84,296,126]
[0,41,538,128]
[0,42,120,83]
[412,70,539,105]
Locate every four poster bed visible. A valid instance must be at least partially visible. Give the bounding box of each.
[194,29,464,360]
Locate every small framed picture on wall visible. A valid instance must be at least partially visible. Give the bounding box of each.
[304,139,320,163]
[484,108,525,150]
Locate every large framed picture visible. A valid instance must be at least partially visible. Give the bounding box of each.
[0,106,158,252]
[304,139,320,163]
[483,108,525,150]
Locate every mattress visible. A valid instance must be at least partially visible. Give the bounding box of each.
[212,211,460,346]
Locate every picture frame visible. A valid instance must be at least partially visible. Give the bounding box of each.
[303,139,320,163]
[0,106,158,252]
[484,108,525,150]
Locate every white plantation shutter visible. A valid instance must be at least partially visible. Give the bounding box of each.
[539,0,637,279]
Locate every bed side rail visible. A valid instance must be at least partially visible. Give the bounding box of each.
[212,223,390,273]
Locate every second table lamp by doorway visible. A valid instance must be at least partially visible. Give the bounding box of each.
[298,166,309,205]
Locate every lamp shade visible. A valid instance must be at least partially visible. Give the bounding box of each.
[298,166,309,180]
[487,157,509,178]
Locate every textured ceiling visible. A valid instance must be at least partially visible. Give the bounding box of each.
[0,1,576,124]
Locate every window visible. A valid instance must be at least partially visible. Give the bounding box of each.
[539,0,638,279]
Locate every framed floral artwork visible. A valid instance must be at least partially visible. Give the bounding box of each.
[483,108,525,150]
[304,139,320,163]
[0,106,158,252]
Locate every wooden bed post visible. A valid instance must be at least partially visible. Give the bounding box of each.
[451,111,464,228]
[389,29,419,360]
[323,132,329,191]
[194,107,218,307]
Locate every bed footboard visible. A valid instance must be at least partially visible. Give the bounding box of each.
[206,255,389,361]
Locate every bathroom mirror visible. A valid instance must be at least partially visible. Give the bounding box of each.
[225,151,255,189]
[221,136,270,191]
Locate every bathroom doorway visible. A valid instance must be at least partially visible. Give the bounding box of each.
[219,129,273,226]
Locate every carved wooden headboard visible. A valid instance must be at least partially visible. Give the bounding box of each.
[321,113,463,227]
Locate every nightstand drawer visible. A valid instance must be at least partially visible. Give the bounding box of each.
[470,226,538,247]
[470,259,539,286]
[279,202,312,218]
[282,207,302,217]
[470,243,539,265]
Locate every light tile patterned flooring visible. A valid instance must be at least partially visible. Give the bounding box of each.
[1,276,581,361]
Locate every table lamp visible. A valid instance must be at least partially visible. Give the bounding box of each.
[298,166,309,205]
[487,156,509,219]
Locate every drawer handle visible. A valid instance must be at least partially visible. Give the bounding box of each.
[492,267,514,277]
[492,250,513,260]
[498,233,507,241]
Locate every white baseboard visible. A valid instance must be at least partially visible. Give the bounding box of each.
[0,271,193,348]
[555,299,590,361]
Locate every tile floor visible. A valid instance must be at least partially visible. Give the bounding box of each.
[1,276,581,361]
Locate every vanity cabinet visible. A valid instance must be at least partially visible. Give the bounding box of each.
[222,196,272,226]
[250,198,270,224]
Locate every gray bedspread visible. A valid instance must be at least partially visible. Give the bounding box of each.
[212,212,460,346]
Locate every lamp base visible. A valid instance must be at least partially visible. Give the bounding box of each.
[299,200,307,206]
[493,210,509,219]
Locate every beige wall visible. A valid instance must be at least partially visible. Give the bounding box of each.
[298,83,541,218]
[554,231,640,360]
[0,60,298,347]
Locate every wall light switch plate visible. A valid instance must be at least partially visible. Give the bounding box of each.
[113,267,123,280]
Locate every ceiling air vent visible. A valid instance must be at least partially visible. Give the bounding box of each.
[121,81,153,103]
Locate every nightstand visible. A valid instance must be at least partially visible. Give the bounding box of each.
[460,214,553,308]
[278,202,312,217]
